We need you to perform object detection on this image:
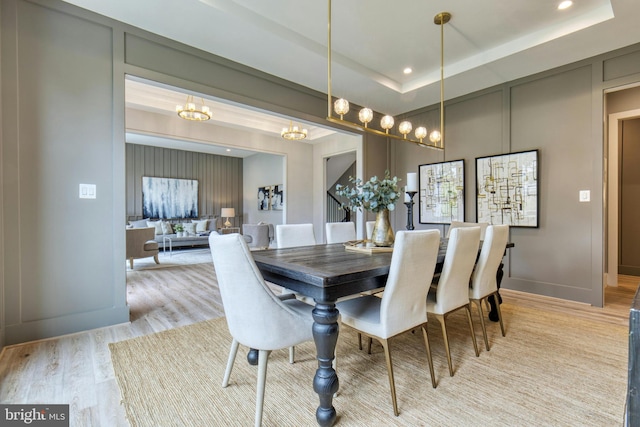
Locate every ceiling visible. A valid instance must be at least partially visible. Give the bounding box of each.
[125,76,337,157]
[62,0,640,146]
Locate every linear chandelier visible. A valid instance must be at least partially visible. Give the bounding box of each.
[326,0,450,150]
[281,121,308,140]
[176,95,211,121]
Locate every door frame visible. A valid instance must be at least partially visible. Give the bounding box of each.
[607,108,640,287]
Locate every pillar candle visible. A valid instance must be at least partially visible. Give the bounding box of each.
[405,191,411,203]
[406,173,417,192]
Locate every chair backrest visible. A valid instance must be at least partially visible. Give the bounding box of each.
[470,225,509,299]
[379,230,441,337]
[276,223,316,248]
[435,227,481,312]
[208,233,311,349]
[242,224,270,249]
[447,221,489,240]
[366,221,375,240]
[325,222,356,244]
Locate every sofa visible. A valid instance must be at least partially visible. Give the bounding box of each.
[127,217,223,251]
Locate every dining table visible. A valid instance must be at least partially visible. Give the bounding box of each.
[252,240,512,427]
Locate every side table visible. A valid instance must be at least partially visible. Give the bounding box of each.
[162,235,173,256]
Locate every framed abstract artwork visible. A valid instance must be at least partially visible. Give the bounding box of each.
[418,159,465,224]
[142,177,198,219]
[257,186,271,211]
[258,184,285,211]
[270,184,284,210]
[475,149,539,227]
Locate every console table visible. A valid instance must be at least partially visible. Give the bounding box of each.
[219,227,240,235]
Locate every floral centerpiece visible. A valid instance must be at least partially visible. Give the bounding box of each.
[173,223,185,237]
[335,171,401,246]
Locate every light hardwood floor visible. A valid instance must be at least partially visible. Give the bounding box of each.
[501,274,638,327]
[0,266,637,427]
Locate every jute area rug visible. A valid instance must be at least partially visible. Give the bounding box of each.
[110,302,627,426]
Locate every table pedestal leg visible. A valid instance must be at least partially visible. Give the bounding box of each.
[488,262,504,322]
[312,301,339,427]
[247,349,259,365]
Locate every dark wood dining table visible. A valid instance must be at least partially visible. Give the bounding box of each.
[252,240,511,427]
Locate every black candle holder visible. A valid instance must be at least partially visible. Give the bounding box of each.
[404,191,417,230]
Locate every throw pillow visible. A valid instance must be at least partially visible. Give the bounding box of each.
[129,218,150,228]
[192,219,209,233]
[183,222,196,235]
[161,221,173,235]
[147,220,163,235]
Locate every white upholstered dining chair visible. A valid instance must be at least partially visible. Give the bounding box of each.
[276,223,316,248]
[325,221,356,244]
[336,229,441,416]
[208,233,315,427]
[447,220,489,240]
[427,226,481,376]
[469,224,509,350]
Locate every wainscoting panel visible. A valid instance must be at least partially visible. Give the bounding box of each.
[126,143,243,226]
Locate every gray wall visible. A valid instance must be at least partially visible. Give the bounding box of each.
[3,0,640,346]
[0,0,326,346]
[391,47,640,307]
[126,143,243,226]
[1,0,129,345]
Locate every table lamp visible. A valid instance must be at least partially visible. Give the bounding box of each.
[221,208,235,228]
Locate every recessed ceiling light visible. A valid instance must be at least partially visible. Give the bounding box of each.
[226,148,231,152]
[558,1,573,10]
[403,67,413,75]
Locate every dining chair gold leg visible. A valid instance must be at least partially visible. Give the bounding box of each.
[493,292,506,337]
[472,298,490,351]
[380,338,399,416]
[464,304,480,357]
[255,349,271,427]
[420,323,437,388]
[434,314,454,376]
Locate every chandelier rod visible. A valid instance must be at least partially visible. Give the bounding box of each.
[327,0,333,120]
[325,0,448,150]
[435,13,450,149]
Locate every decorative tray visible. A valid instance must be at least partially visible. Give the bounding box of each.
[343,240,394,254]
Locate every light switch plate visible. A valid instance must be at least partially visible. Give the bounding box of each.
[79,183,96,199]
[579,190,590,202]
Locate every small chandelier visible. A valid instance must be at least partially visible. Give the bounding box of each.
[326,0,449,150]
[281,121,308,140]
[176,95,211,121]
